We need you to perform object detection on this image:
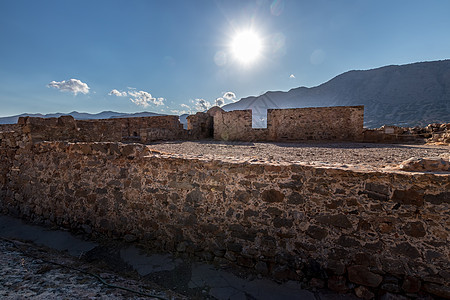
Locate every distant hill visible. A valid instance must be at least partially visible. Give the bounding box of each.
[223,60,450,128]
[0,111,166,125]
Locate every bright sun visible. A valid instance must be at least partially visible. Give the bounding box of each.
[231,30,262,65]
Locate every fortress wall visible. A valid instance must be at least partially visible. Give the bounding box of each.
[1,141,449,297]
[187,112,214,140]
[15,115,188,143]
[213,110,268,141]
[267,106,364,141]
[214,106,364,142]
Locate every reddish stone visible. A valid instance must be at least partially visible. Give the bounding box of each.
[391,189,424,207]
[402,221,426,238]
[347,265,383,287]
[261,189,285,203]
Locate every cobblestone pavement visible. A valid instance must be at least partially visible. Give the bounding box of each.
[0,237,183,299]
[148,141,449,169]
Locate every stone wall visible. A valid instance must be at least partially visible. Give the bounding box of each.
[213,110,268,141]
[267,106,364,141]
[15,115,188,143]
[214,106,364,142]
[187,112,213,140]
[1,141,449,298]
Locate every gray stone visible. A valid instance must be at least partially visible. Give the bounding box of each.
[255,261,269,275]
[424,283,450,299]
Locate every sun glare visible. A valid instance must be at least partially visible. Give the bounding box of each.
[231,30,262,65]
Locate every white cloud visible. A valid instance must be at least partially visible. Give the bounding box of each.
[108,89,127,97]
[289,74,296,79]
[109,88,165,107]
[128,90,165,107]
[215,97,224,107]
[195,98,211,111]
[180,103,190,109]
[223,91,236,101]
[47,79,90,95]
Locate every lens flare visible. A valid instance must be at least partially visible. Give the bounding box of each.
[231,30,262,65]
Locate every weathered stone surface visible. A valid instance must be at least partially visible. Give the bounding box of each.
[273,216,293,228]
[391,189,424,207]
[380,276,401,293]
[336,236,361,248]
[401,276,421,293]
[391,242,421,259]
[398,157,450,172]
[326,260,345,275]
[380,258,405,275]
[364,182,390,201]
[327,275,349,293]
[423,283,450,299]
[261,189,285,203]
[316,214,352,229]
[306,225,328,240]
[402,221,426,238]
[254,261,269,275]
[424,191,450,205]
[347,265,383,287]
[379,292,409,300]
[354,285,375,300]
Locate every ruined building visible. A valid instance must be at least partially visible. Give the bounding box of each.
[0,105,449,299]
[7,105,365,144]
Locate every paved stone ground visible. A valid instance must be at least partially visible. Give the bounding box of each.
[0,238,181,299]
[0,215,357,299]
[148,141,449,169]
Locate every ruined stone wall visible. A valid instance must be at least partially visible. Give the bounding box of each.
[213,110,268,141]
[267,106,364,141]
[115,115,186,142]
[1,141,449,298]
[0,125,30,198]
[214,106,364,142]
[15,115,187,143]
[187,112,213,139]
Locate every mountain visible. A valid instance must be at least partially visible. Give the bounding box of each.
[0,111,166,124]
[223,60,450,128]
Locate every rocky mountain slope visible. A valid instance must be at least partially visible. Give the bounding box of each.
[0,111,164,124]
[223,60,450,128]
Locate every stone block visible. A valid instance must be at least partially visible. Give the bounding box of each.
[347,265,383,287]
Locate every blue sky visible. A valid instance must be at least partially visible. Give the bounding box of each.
[1,0,450,117]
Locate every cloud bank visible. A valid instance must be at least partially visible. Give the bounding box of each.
[223,91,236,101]
[215,97,224,106]
[179,91,237,112]
[108,89,127,97]
[48,79,90,95]
[109,88,164,107]
[195,98,211,111]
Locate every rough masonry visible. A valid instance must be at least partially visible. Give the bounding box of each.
[0,138,449,298]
